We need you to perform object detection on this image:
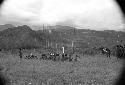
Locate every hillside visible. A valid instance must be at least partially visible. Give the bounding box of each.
[45,25,125,48]
[0,25,44,50]
[0,24,125,51]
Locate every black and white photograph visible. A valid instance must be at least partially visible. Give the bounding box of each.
[0,0,125,85]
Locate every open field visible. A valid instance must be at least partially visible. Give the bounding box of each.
[0,51,124,85]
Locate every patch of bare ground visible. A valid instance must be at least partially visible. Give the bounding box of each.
[0,52,124,85]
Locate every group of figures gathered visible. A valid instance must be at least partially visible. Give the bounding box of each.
[19,49,80,62]
[18,44,125,62]
[98,44,125,59]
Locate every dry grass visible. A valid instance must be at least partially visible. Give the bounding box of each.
[0,51,124,85]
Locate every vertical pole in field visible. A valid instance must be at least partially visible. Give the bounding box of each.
[72,40,74,54]
[62,47,65,54]
[50,42,52,48]
[56,43,57,49]
[117,34,119,45]
[48,41,49,48]
[72,25,75,54]
[46,40,48,49]
[43,24,46,49]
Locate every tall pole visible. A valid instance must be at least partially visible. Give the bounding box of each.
[56,43,58,49]
[72,25,76,54]
[117,34,120,45]
[62,47,65,54]
[72,40,74,54]
[50,42,52,48]
[46,40,48,48]
[43,24,47,49]
[48,41,49,48]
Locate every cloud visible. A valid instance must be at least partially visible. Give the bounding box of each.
[0,0,124,30]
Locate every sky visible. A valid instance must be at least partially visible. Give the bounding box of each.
[0,0,125,31]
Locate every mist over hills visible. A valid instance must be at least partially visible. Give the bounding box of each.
[0,24,125,51]
[0,24,14,31]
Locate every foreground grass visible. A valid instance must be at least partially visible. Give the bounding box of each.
[0,52,124,85]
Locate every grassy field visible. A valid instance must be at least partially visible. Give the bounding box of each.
[0,50,124,85]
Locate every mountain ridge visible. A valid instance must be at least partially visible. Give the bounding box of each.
[0,24,125,50]
[0,24,14,31]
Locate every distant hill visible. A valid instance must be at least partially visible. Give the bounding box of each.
[0,25,45,50]
[0,24,125,51]
[35,25,125,49]
[0,24,14,31]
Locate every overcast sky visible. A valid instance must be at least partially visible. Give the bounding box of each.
[0,0,125,31]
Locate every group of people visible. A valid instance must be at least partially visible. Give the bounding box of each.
[98,46,111,58]
[18,44,125,62]
[19,48,80,62]
[38,53,80,62]
[115,45,125,59]
[98,44,125,59]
